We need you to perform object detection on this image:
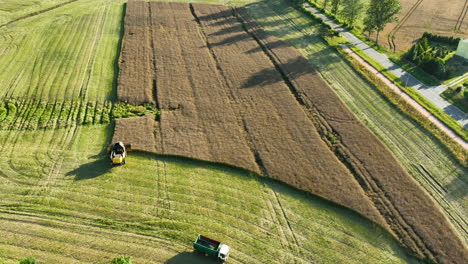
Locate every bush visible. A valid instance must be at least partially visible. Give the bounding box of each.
[422,32,460,47]
[19,257,36,264]
[404,35,453,79]
[111,256,132,264]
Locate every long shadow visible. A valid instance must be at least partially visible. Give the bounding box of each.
[444,168,468,200]
[164,251,220,264]
[241,54,321,88]
[65,158,111,180]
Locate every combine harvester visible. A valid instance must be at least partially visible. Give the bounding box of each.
[107,142,132,166]
[193,234,230,262]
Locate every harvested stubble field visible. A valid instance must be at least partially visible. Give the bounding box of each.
[115,1,467,263]
[381,0,467,51]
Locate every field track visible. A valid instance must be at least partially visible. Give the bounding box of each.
[387,0,424,51]
[114,2,467,263]
[455,0,468,32]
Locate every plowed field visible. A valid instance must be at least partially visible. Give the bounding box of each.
[115,1,467,263]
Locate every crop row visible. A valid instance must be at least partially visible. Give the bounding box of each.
[0,100,112,130]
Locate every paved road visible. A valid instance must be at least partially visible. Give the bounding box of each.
[304,3,468,129]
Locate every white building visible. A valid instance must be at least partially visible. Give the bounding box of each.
[456,39,468,59]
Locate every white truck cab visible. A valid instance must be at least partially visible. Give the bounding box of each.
[218,244,230,261]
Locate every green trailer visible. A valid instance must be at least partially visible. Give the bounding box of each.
[193,234,230,262]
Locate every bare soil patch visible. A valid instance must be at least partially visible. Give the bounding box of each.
[114,1,467,263]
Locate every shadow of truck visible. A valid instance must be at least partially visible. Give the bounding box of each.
[164,251,222,264]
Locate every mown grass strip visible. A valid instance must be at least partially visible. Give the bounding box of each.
[0,123,422,263]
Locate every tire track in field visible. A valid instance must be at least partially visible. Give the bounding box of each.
[0,0,80,29]
[387,0,425,51]
[263,186,303,263]
[454,0,468,32]
[414,164,468,238]
[31,118,80,196]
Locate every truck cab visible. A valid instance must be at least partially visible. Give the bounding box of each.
[218,244,230,261]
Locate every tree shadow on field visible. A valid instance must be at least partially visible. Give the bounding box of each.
[66,157,111,180]
[242,56,321,88]
[164,251,220,264]
[443,167,468,200]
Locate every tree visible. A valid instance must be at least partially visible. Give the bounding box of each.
[341,0,364,26]
[363,0,401,45]
[331,0,341,14]
[111,256,132,264]
[19,258,36,264]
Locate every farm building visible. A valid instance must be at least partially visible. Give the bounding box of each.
[456,39,468,59]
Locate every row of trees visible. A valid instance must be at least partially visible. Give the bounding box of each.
[316,0,401,45]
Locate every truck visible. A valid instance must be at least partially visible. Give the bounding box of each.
[193,234,230,262]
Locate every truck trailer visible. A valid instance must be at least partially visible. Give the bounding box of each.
[193,234,230,262]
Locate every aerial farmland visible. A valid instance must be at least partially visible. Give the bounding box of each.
[0,0,466,264]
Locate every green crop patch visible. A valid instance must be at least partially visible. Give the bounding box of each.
[112,102,160,119]
[0,99,113,130]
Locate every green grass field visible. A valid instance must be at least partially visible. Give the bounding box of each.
[0,0,466,262]
[0,125,420,263]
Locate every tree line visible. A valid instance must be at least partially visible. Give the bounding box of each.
[313,0,401,45]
